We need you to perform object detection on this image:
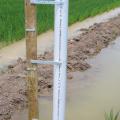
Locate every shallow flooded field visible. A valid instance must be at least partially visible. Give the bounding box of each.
[12,37,120,120]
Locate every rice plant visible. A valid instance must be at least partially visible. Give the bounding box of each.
[105,110,119,120]
[0,0,120,47]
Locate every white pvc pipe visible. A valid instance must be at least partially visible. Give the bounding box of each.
[53,0,69,120]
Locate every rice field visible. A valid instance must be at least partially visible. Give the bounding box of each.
[0,0,120,47]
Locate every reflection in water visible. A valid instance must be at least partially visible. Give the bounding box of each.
[12,37,120,120]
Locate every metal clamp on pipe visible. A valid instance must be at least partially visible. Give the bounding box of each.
[26,67,37,71]
[31,60,62,65]
[26,28,36,32]
[30,0,64,5]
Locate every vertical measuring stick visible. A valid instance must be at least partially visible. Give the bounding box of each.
[53,0,69,120]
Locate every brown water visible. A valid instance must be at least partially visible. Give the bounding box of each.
[12,37,120,120]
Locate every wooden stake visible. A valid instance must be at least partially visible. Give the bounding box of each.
[25,0,39,120]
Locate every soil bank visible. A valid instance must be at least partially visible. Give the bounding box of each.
[0,7,120,69]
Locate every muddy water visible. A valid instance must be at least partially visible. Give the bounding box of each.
[12,37,120,120]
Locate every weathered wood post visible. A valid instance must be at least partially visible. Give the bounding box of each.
[25,0,39,120]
